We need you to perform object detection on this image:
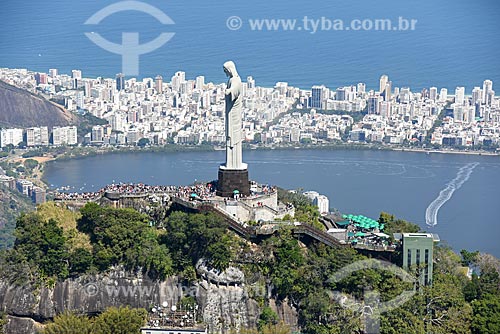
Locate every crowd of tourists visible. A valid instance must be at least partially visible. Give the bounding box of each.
[53,182,218,201]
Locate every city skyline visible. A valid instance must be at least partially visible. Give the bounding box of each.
[1,67,498,152]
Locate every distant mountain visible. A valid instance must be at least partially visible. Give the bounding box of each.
[0,80,79,128]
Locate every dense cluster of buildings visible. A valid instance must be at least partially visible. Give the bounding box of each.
[430,81,499,147]
[273,76,500,148]
[1,68,499,149]
[0,174,46,204]
[0,126,77,148]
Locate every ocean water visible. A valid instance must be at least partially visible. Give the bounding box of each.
[44,149,500,257]
[1,0,500,90]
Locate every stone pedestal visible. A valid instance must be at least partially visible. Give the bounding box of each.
[217,167,250,197]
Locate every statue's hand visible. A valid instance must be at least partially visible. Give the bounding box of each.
[225,88,231,95]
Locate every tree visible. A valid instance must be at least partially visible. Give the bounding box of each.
[269,231,305,299]
[77,203,173,278]
[68,248,93,275]
[93,306,147,334]
[41,312,92,334]
[471,294,500,334]
[161,211,231,272]
[258,306,279,330]
[381,307,425,334]
[23,158,39,171]
[137,138,150,147]
[2,144,14,152]
[277,188,322,228]
[253,132,262,143]
[460,249,479,266]
[38,219,69,278]
[206,234,233,271]
[14,213,69,278]
[378,212,420,234]
[421,273,473,334]
[464,274,481,302]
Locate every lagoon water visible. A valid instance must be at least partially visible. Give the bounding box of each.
[44,149,500,257]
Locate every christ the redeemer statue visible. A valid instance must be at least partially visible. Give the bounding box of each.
[217,61,250,197]
[221,60,247,170]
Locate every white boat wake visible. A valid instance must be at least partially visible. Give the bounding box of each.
[425,162,479,227]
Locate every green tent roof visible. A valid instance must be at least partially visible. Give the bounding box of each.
[337,220,351,226]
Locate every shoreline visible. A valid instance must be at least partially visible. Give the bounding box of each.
[33,143,499,190]
[389,147,499,156]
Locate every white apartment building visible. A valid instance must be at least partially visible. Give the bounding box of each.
[26,127,49,146]
[52,126,77,145]
[0,128,23,148]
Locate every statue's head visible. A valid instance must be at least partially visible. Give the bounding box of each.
[223,61,239,78]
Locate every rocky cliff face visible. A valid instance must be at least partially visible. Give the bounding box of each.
[0,80,79,128]
[0,268,298,334]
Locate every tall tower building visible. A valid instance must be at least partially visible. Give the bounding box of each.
[487,90,495,107]
[472,87,482,105]
[71,70,82,89]
[455,87,465,105]
[439,88,448,102]
[247,76,255,89]
[116,73,125,91]
[357,83,366,95]
[171,71,186,92]
[429,87,438,101]
[335,87,346,101]
[71,70,82,80]
[483,79,493,105]
[383,81,392,101]
[35,73,48,85]
[399,87,411,104]
[453,105,464,122]
[311,85,327,109]
[195,76,205,89]
[379,75,389,93]
[155,75,163,93]
[367,94,381,114]
[380,101,392,118]
[84,80,92,97]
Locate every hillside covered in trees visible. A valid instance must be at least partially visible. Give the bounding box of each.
[0,199,499,334]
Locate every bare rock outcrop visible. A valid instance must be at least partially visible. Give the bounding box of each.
[0,266,298,334]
